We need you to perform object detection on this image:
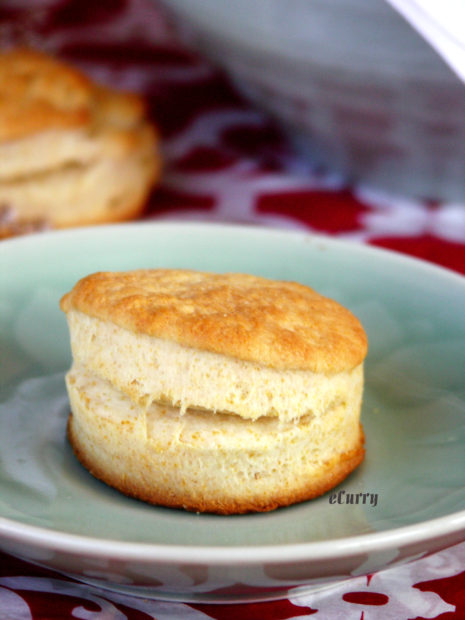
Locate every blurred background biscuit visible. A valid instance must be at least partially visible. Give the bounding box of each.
[0,48,161,238]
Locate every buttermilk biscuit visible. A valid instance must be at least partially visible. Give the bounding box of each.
[60,269,368,514]
[0,48,160,237]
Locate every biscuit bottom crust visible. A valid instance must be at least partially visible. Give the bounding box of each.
[66,369,365,514]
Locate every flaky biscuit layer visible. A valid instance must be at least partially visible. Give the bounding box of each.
[61,269,368,374]
[65,311,364,422]
[0,131,158,229]
[66,366,365,514]
[0,85,149,181]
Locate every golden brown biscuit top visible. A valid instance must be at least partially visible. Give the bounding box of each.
[60,269,368,373]
[0,47,145,141]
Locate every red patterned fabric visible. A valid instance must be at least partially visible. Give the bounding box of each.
[1,1,464,618]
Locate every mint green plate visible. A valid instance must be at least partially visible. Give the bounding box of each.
[1,222,464,603]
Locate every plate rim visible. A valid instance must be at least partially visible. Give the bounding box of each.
[1,220,465,287]
[1,510,465,565]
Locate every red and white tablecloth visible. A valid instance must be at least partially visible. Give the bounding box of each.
[1,1,464,618]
